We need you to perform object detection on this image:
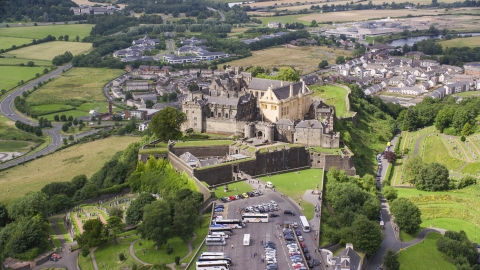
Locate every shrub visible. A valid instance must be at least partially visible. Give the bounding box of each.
[165,243,174,255]
[119,252,125,261]
[382,186,398,201]
[175,256,180,265]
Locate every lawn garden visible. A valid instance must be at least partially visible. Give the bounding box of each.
[213,181,253,198]
[259,168,323,219]
[398,233,455,270]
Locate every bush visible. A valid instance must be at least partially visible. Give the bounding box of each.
[119,252,125,261]
[175,256,180,265]
[382,186,398,201]
[165,243,174,255]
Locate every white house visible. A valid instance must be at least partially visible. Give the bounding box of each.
[139,122,149,131]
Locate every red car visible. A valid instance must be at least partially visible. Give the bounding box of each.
[300,242,306,248]
[229,196,236,201]
[52,253,62,259]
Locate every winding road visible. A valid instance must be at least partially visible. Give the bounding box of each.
[0,64,99,170]
[207,7,226,21]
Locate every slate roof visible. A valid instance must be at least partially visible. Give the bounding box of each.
[249,78,290,91]
[336,246,361,270]
[295,120,325,129]
[272,82,304,100]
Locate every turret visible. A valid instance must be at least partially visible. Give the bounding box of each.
[289,84,294,98]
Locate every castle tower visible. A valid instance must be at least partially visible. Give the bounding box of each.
[265,124,275,143]
[244,122,255,138]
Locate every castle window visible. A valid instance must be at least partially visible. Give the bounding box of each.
[226,113,229,118]
[211,112,214,117]
[218,113,221,118]
[194,117,197,126]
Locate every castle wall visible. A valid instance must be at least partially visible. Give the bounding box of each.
[204,118,244,135]
[310,152,356,176]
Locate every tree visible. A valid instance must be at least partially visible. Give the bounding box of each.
[318,60,329,69]
[63,138,68,145]
[384,151,396,163]
[146,100,154,108]
[390,198,421,234]
[434,107,454,133]
[274,67,299,82]
[107,207,124,219]
[404,156,424,184]
[149,107,187,142]
[27,61,34,67]
[125,193,156,225]
[73,118,79,126]
[310,20,318,27]
[461,123,473,136]
[68,115,73,122]
[138,200,173,246]
[0,204,9,227]
[382,186,398,201]
[62,123,69,132]
[401,108,418,131]
[54,115,60,121]
[60,114,67,121]
[247,66,265,77]
[7,191,47,220]
[64,35,69,41]
[415,162,449,191]
[173,198,199,242]
[43,68,48,74]
[76,35,80,42]
[81,244,90,257]
[77,219,106,248]
[383,249,400,270]
[106,216,125,243]
[71,174,88,190]
[335,56,345,64]
[352,215,382,257]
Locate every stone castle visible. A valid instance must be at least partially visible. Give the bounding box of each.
[181,67,340,148]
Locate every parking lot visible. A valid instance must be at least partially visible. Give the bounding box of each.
[208,188,321,270]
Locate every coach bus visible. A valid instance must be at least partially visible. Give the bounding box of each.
[205,236,226,246]
[196,260,229,270]
[299,215,310,232]
[209,227,233,234]
[242,213,269,223]
[198,256,233,266]
[214,219,243,228]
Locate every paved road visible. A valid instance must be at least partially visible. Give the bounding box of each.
[207,7,226,21]
[0,64,99,170]
[167,39,174,53]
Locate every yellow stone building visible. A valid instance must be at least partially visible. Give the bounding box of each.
[258,80,312,122]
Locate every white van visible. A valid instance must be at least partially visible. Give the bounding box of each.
[266,181,274,188]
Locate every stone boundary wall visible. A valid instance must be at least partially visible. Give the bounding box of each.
[171,145,230,158]
[167,150,213,201]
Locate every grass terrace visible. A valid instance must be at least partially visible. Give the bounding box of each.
[308,147,342,154]
[213,181,253,198]
[398,233,455,270]
[173,140,233,147]
[259,169,323,219]
[310,84,350,118]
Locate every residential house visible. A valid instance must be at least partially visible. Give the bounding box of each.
[464,63,480,76]
[138,122,149,132]
[443,82,470,95]
[401,87,423,96]
[325,243,362,270]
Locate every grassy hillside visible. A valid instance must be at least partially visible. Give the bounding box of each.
[335,84,396,176]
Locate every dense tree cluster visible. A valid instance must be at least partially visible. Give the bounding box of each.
[149,107,187,142]
[437,231,480,269]
[15,120,43,137]
[88,13,140,36]
[390,198,421,234]
[0,0,85,22]
[52,51,74,66]
[398,96,480,134]
[255,67,300,82]
[321,168,382,257]
[248,30,309,51]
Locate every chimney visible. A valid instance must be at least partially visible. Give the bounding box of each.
[271,83,274,89]
[281,81,284,87]
[289,84,294,98]
[301,79,306,93]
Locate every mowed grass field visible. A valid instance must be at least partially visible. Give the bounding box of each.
[0,66,45,90]
[398,233,455,270]
[0,136,140,204]
[4,41,92,61]
[310,84,349,117]
[0,36,33,50]
[27,68,125,106]
[439,36,480,48]
[0,24,94,39]
[224,46,351,74]
[421,135,465,171]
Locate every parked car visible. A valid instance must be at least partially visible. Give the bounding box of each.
[284,210,295,216]
[270,213,279,217]
[313,259,320,266]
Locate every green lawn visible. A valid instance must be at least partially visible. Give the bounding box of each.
[173,140,233,147]
[460,162,480,175]
[78,250,95,270]
[310,84,349,117]
[214,181,253,198]
[26,68,125,106]
[0,57,51,66]
[134,236,188,265]
[308,147,342,154]
[94,235,141,269]
[454,91,480,97]
[259,169,323,219]
[4,41,92,61]
[421,135,465,171]
[0,36,34,50]
[0,24,94,39]
[439,36,480,48]
[398,233,455,270]
[0,140,36,152]
[180,214,211,265]
[30,104,75,116]
[47,223,61,249]
[57,218,72,243]
[0,115,44,146]
[0,66,45,90]
[421,218,480,241]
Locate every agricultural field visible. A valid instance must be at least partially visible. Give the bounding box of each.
[439,36,480,48]
[0,36,32,50]
[0,66,45,91]
[26,68,124,113]
[398,233,455,270]
[71,0,126,8]
[298,9,451,23]
[0,136,140,204]
[0,24,94,40]
[310,84,350,117]
[3,41,92,61]
[259,168,323,219]
[224,46,351,74]
[396,186,480,241]
[0,57,51,66]
[255,14,309,25]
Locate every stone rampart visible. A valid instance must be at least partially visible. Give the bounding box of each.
[171,145,230,158]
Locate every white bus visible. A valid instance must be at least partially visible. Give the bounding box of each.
[243,234,250,246]
[196,260,230,270]
[299,216,310,232]
[198,256,233,265]
[214,219,243,228]
[241,213,269,223]
[210,227,233,234]
[211,232,229,238]
[201,252,226,257]
[205,236,226,246]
